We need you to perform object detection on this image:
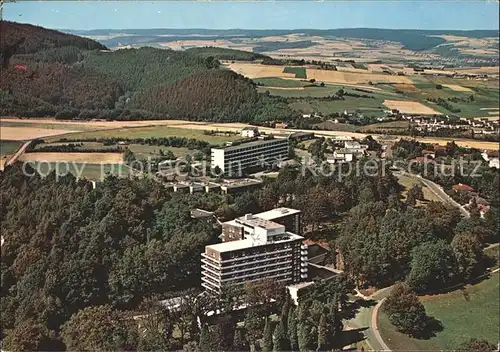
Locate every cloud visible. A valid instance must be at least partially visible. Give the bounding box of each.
[157,10,162,14]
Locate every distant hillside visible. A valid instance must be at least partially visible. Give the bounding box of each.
[0,21,106,55]
[69,28,499,52]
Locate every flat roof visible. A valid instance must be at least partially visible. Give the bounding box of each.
[213,137,288,151]
[255,207,301,220]
[206,232,303,253]
[221,178,263,189]
[235,216,285,230]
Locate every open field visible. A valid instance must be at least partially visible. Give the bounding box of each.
[378,273,499,351]
[306,68,413,85]
[0,126,78,141]
[253,77,308,88]
[23,161,132,181]
[454,66,500,75]
[226,62,414,85]
[0,118,248,131]
[283,66,307,79]
[19,152,124,164]
[0,120,102,131]
[360,120,410,132]
[442,84,473,92]
[35,142,193,159]
[383,99,440,115]
[1,118,497,152]
[226,62,296,79]
[0,140,22,156]
[45,126,241,145]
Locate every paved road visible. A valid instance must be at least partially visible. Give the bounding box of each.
[397,170,470,218]
[345,287,392,351]
[5,140,32,167]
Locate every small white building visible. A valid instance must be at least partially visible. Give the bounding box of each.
[241,127,260,138]
[344,141,368,153]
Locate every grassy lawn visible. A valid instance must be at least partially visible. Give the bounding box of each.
[484,245,499,270]
[45,126,240,145]
[0,140,22,156]
[24,161,132,181]
[283,66,307,79]
[289,97,387,116]
[396,174,443,203]
[258,86,339,98]
[379,273,500,351]
[35,142,192,159]
[252,77,308,87]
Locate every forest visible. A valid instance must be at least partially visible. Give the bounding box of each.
[1,151,498,349]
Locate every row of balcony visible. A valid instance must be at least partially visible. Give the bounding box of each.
[202,253,295,271]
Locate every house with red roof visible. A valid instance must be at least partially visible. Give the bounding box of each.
[452,183,474,192]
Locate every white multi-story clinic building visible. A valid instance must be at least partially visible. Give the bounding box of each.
[201,208,308,296]
[211,137,289,176]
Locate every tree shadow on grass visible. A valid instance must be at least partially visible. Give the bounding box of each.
[413,316,444,340]
[338,327,369,350]
[342,298,377,320]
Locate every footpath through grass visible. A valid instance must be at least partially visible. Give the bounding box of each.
[378,272,500,351]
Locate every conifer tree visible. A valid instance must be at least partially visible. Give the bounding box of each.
[287,308,299,351]
[262,318,274,352]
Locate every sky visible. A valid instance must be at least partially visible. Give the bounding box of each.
[4,1,500,31]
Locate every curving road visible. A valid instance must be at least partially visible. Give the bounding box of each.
[396,169,470,218]
[345,287,392,351]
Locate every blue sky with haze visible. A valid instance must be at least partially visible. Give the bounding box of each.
[4,1,499,31]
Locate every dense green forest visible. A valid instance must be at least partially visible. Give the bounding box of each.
[185,46,270,61]
[1,154,498,349]
[0,21,106,55]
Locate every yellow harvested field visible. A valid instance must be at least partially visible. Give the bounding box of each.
[394,83,419,92]
[383,100,440,115]
[306,68,412,84]
[455,66,500,75]
[0,127,78,141]
[19,152,124,164]
[442,84,473,92]
[226,62,412,84]
[413,137,499,151]
[226,62,295,79]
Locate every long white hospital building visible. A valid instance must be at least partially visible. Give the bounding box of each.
[211,137,289,176]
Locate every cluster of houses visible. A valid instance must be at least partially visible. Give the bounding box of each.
[459,117,499,135]
[452,183,491,218]
[400,115,499,135]
[482,150,500,169]
[326,139,370,164]
[408,116,468,132]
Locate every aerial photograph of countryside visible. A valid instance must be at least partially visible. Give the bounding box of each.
[0,0,498,351]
